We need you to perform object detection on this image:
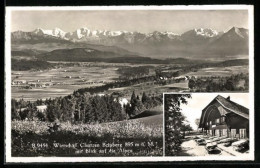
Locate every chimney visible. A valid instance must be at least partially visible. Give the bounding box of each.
[226,96,230,100]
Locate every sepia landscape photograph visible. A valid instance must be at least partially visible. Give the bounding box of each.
[5,6,253,160]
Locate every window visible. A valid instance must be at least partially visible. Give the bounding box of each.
[221,116,226,123]
[231,129,237,138]
[239,129,247,139]
[216,118,220,124]
[206,122,208,126]
[219,129,222,136]
[209,130,212,136]
[215,129,220,137]
[209,121,212,125]
[222,129,227,137]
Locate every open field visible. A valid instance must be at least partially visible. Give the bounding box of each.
[11,66,119,100]
[107,81,189,98]
[161,81,189,90]
[48,61,164,68]
[12,84,101,101]
[11,61,160,101]
[12,66,119,83]
[11,62,249,101]
[183,66,248,77]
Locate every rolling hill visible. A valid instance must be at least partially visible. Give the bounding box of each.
[36,47,160,63]
[11,49,46,56]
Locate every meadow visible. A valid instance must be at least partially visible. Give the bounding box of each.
[11,60,249,101]
[107,80,189,98]
[12,113,163,156]
[11,62,160,101]
[183,65,249,77]
[11,65,119,101]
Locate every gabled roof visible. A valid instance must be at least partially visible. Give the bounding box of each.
[199,95,249,128]
[203,95,249,119]
[214,95,249,119]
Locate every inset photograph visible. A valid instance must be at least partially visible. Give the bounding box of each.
[164,93,250,158]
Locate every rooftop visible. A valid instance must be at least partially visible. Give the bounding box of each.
[215,95,249,119]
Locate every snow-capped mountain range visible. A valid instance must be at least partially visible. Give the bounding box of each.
[12,27,227,43]
[11,27,249,57]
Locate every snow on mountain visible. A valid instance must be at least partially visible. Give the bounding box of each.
[25,27,183,43]
[64,27,91,40]
[11,26,249,57]
[180,28,223,44]
[181,28,220,39]
[193,28,219,37]
[64,28,129,41]
[32,28,67,38]
[12,27,248,48]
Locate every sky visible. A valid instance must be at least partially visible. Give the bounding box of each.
[178,93,249,130]
[11,10,248,34]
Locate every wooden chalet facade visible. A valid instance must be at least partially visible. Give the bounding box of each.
[199,95,249,139]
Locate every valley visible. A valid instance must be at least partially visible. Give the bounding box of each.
[11,59,249,101]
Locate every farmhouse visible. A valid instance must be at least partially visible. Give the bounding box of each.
[119,98,128,107]
[174,76,188,81]
[36,105,47,112]
[12,80,27,85]
[199,95,249,139]
[28,82,37,87]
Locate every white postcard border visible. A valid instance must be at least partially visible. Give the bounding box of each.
[5,5,254,162]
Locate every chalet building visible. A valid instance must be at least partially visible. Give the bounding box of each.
[199,95,249,139]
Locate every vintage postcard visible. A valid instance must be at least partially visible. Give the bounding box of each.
[5,5,254,162]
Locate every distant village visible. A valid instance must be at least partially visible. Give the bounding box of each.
[11,68,196,90]
[11,74,108,89]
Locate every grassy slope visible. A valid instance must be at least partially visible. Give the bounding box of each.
[133,113,163,126]
[130,106,163,126]
[11,107,164,156]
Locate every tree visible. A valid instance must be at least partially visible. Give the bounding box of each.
[84,98,95,124]
[107,96,123,121]
[181,124,193,138]
[131,100,145,117]
[164,94,191,156]
[60,98,71,122]
[188,79,196,90]
[195,118,200,130]
[130,91,137,105]
[11,99,20,120]
[136,95,140,100]
[95,96,109,123]
[125,103,132,119]
[128,91,139,117]
[36,110,46,121]
[19,108,30,120]
[244,76,249,90]
[141,92,149,104]
[46,104,56,122]
[225,80,235,91]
